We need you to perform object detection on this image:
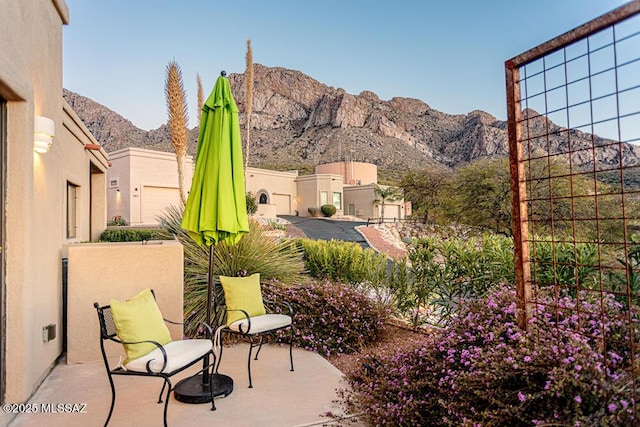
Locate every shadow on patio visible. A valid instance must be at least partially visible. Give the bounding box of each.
[8,343,363,427]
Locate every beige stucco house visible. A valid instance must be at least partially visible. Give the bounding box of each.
[0,0,111,417]
[107,148,408,224]
[108,147,194,224]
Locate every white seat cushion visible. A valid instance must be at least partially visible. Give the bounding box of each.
[227,314,292,334]
[124,339,212,373]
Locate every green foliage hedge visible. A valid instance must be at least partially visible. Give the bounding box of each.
[297,238,387,285]
[99,227,165,242]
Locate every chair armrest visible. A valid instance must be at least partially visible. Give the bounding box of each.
[163,318,183,326]
[263,298,294,318]
[118,338,168,373]
[225,308,252,333]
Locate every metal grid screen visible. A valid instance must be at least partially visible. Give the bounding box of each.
[506,0,640,415]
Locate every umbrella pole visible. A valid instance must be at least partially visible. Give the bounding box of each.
[173,244,234,404]
[202,246,214,385]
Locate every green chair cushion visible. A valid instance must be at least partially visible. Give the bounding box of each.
[110,289,172,365]
[220,273,266,326]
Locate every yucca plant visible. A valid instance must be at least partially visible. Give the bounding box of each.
[164,60,189,205]
[157,206,305,336]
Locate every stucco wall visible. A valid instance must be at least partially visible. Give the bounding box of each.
[296,174,344,217]
[108,147,194,225]
[316,161,378,186]
[65,241,184,364]
[343,184,407,220]
[0,0,111,412]
[245,167,298,216]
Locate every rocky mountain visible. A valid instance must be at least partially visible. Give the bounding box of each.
[63,64,640,181]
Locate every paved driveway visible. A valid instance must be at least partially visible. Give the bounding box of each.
[279,215,369,248]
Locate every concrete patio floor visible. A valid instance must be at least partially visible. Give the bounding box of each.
[7,343,363,427]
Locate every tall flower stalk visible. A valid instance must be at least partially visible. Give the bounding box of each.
[244,38,254,172]
[196,72,204,124]
[164,60,189,205]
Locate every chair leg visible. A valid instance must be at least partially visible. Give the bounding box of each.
[162,378,171,427]
[215,333,224,374]
[104,373,116,427]
[158,379,167,403]
[254,336,265,360]
[247,336,254,388]
[208,356,216,411]
[289,326,295,372]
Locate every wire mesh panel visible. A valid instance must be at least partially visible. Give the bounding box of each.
[506,0,640,418]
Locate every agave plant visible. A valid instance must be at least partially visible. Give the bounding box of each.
[157,205,305,336]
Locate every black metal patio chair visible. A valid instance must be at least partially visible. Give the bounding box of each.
[213,273,295,388]
[94,289,216,427]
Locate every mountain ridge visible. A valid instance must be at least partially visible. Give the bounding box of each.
[63,63,640,181]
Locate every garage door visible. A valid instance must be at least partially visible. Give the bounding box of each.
[141,186,180,224]
[273,194,291,215]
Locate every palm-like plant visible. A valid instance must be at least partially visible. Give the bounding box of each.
[157,206,305,336]
[373,184,403,220]
[164,60,189,205]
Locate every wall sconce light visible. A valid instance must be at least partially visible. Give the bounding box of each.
[34,116,55,153]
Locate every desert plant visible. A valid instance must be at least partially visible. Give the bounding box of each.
[385,234,514,328]
[246,192,258,215]
[297,238,387,285]
[531,239,599,294]
[308,207,318,217]
[157,205,304,336]
[263,279,389,357]
[373,184,403,220]
[340,286,638,426]
[320,204,336,217]
[165,60,189,205]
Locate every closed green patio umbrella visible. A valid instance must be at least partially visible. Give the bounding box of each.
[182,72,249,246]
[175,71,249,403]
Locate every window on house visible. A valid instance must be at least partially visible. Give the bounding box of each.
[259,193,268,204]
[320,191,328,206]
[333,192,342,210]
[67,182,79,239]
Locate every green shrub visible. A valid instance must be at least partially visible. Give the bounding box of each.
[157,206,305,336]
[99,227,165,242]
[107,216,128,226]
[308,207,318,217]
[321,204,336,217]
[531,239,599,293]
[246,192,258,215]
[297,238,387,285]
[263,280,389,357]
[387,234,514,328]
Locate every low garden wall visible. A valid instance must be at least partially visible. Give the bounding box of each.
[64,240,184,364]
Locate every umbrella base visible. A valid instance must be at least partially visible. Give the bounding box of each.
[174,373,234,403]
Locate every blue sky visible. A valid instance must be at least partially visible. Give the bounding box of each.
[63,0,631,131]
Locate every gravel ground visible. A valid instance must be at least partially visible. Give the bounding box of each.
[326,324,427,376]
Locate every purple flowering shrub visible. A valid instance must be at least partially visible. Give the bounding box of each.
[263,280,389,357]
[340,286,637,426]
